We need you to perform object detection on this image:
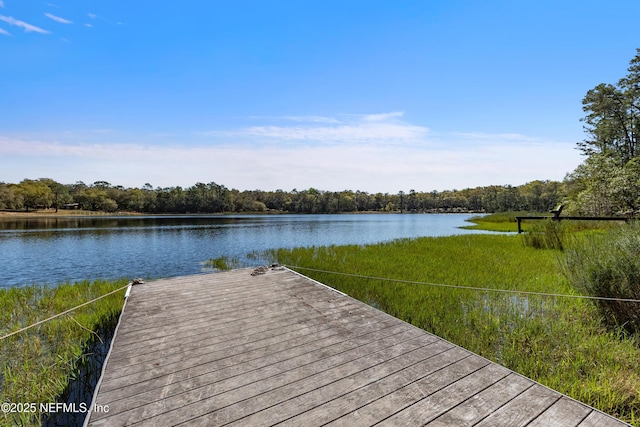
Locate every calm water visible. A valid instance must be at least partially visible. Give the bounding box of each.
[0,213,488,287]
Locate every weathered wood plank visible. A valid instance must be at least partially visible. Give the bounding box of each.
[285,350,480,427]
[527,397,592,427]
[126,335,445,426]
[112,285,332,344]
[579,410,628,427]
[85,268,630,427]
[106,298,359,367]
[94,320,408,417]
[474,383,561,427]
[424,373,533,427]
[374,362,510,426]
[98,315,339,391]
[229,345,469,427]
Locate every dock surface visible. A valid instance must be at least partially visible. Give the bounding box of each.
[86,267,629,426]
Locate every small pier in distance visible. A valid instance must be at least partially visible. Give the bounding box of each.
[85,267,629,426]
[515,204,630,233]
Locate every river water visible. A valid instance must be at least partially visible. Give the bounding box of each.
[0,213,488,287]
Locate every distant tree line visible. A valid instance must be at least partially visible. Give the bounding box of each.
[0,178,566,214]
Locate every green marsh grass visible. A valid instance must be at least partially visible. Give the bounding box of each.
[563,222,640,334]
[270,234,640,425]
[462,211,527,232]
[0,279,127,427]
[202,256,241,271]
[521,219,567,250]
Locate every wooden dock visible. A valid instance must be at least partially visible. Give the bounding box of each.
[85,267,629,426]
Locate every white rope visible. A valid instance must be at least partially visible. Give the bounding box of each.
[285,265,640,304]
[0,284,130,341]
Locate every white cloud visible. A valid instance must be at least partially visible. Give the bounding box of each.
[282,115,342,124]
[45,13,72,24]
[0,130,582,192]
[231,122,428,143]
[452,131,539,143]
[248,115,342,124]
[0,15,50,33]
[361,111,405,122]
[0,27,10,35]
[87,13,97,19]
[204,112,429,145]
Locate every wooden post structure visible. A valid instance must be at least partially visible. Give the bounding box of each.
[515,205,629,233]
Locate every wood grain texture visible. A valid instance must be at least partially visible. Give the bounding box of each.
[85,268,630,427]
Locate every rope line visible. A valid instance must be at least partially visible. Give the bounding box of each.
[285,265,640,304]
[0,283,130,341]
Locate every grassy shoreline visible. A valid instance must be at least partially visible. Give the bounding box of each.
[0,209,144,217]
[0,280,128,426]
[0,208,483,218]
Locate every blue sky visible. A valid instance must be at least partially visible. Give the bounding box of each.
[1,1,639,192]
